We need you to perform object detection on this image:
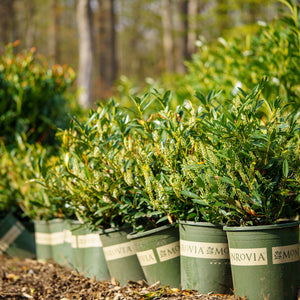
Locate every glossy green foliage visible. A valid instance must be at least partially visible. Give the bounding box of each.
[43,77,300,230]
[12,0,299,228]
[192,80,300,225]
[0,140,70,220]
[182,8,300,109]
[0,43,76,146]
[41,100,151,229]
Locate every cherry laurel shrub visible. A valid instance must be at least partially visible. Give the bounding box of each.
[0,44,78,220]
[190,80,300,226]
[0,43,76,146]
[44,81,299,230]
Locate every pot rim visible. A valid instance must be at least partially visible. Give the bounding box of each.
[127,223,176,240]
[178,220,224,229]
[47,218,65,224]
[99,225,132,235]
[224,220,300,232]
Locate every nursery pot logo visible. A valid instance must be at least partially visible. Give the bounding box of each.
[229,248,268,266]
[137,249,157,266]
[156,241,180,262]
[103,242,136,261]
[180,240,229,259]
[272,244,299,264]
[73,234,102,248]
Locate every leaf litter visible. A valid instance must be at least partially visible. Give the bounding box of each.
[0,255,245,300]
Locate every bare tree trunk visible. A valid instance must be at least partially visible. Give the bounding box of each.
[98,0,117,95]
[187,0,197,58]
[49,0,60,63]
[77,0,93,108]
[0,0,15,51]
[161,0,174,72]
[25,1,35,50]
[174,0,188,74]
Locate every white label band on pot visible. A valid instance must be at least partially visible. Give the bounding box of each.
[180,240,229,259]
[156,241,180,262]
[71,235,77,248]
[51,232,65,245]
[35,232,52,245]
[77,234,102,248]
[103,241,136,261]
[229,248,268,266]
[137,249,157,266]
[64,230,72,244]
[35,232,65,246]
[0,225,23,252]
[272,244,299,264]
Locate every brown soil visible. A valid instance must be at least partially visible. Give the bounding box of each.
[0,255,245,300]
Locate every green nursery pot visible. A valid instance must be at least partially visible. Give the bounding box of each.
[128,224,180,288]
[48,219,71,266]
[224,221,300,300]
[34,219,72,265]
[100,227,145,285]
[179,221,232,294]
[63,219,73,266]
[0,213,36,258]
[71,221,110,281]
[34,220,52,260]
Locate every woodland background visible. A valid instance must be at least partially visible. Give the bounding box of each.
[0,0,284,108]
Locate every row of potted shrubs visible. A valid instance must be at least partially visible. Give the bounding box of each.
[0,2,299,299]
[24,79,299,300]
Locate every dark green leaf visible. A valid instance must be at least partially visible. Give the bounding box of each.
[283,159,289,178]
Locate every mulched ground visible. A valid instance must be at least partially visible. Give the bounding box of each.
[0,255,245,300]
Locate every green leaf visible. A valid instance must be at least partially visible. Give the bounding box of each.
[195,91,207,106]
[141,96,154,112]
[86,113,97,126]
[296,194,300,204]
[283,159,289,178]
[181,190,200,199]
[219,176,234,186]
[64,152,70,169]
[183,163,202,170]
[192,199,207,206]
[95,205,111,215]
[196,177,206,189]
[134,211,146,219]
[156,215,168,224]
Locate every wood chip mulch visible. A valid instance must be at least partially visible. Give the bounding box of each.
[0,255,245,300]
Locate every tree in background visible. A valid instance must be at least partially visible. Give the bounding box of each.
[0,0,282,107]
[77,0,93,108]
[98,0,117,98]
[25,1,35,50]
[0,0,15,52]
[174,0,188,74]
[49,0,60,62]
[187,0,198,58]
[161,0,174,72]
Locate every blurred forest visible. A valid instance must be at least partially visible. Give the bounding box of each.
[0,0,283,107]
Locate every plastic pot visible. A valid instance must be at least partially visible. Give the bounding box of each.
[0,213,35,258]
[128,224,180,288]
[63,219,73,266]
[71,221,110,280]
[34,219,52,260]
[100,227,145,285]
[224,221,300,300]
[179,221,232,293]
[48,219,72,266]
